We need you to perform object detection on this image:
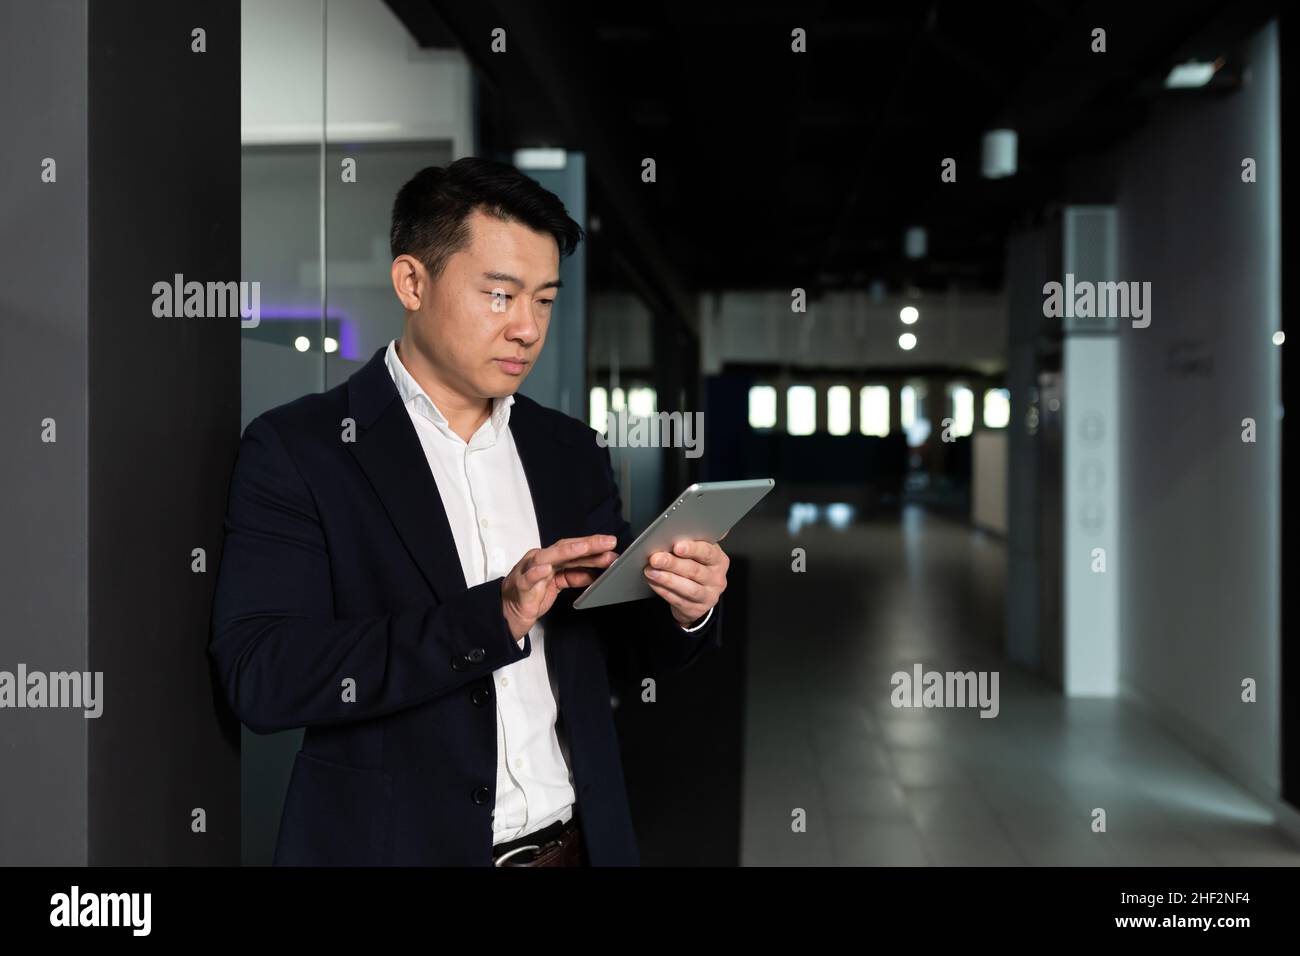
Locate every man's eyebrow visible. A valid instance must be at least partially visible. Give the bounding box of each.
[481,271,563,292]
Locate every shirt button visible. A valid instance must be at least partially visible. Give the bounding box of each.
[480,517,489,529]
[515,758,524,770]
[500,676,509,688]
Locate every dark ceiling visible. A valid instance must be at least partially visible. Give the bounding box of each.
[387,0,1275,308]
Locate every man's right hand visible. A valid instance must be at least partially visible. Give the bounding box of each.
[501,535,619,642]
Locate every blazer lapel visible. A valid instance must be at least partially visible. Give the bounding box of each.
[508,395,579,551]
[509,395,588,699]
[345,346,468,603]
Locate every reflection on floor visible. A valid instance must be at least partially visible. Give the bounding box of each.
[732,502,1300,866]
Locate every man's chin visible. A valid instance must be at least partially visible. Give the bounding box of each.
[487,366,530,389]
[481,379,522,399]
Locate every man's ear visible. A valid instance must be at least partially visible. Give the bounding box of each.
[390,254,425,312]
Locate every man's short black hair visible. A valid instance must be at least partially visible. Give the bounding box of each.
[390,157,584,282]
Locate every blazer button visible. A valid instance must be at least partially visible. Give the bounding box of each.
[472,786,491,805]
[467,647,486,664]
[471,687,491,707]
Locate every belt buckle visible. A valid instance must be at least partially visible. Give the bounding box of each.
[493,820,574,867]
[494,842,542,867]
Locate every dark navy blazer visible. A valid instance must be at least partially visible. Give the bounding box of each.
[208,344,723,866]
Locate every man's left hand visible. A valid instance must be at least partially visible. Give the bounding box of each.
[643,538,729,628]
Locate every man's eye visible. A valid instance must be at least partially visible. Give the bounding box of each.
[487,291,512,300]
[539,299,555,307]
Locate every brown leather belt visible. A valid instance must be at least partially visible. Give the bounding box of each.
[492,814,586,867]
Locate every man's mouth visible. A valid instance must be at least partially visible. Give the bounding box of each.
[494,358,529,375]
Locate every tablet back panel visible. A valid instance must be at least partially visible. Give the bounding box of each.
[572,478,774,610]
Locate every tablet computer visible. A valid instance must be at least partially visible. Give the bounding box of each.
[571,478,775,610]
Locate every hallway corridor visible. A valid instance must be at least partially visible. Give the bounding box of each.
[733,504,1300,866]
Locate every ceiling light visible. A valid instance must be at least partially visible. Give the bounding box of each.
[512,148,568,170]
[899,332,917,351]
[900,306,919,324]
[1164,60,1218,89]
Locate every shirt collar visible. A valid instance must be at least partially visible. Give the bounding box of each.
[384,339,514,440]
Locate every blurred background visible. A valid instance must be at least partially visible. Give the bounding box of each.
[2,0,1295,867]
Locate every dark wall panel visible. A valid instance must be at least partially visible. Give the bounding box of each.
[88,0,241,864]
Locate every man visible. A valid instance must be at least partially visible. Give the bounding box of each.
[208,157,728,867]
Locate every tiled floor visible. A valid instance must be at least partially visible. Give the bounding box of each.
[733,502,1300,866]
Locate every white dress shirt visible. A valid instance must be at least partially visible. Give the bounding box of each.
[385,340,570,842]
[384,339,712,844]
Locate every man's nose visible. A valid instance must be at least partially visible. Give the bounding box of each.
[506,308,542,345]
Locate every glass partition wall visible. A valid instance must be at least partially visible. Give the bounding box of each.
[238,0,466,864]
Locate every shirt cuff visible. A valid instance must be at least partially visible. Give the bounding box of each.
[678,605,714,633]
